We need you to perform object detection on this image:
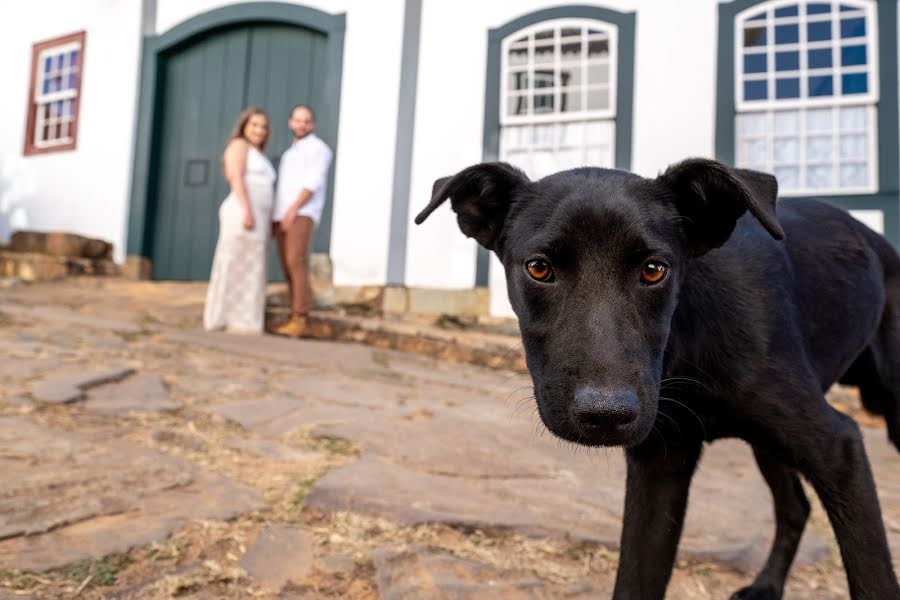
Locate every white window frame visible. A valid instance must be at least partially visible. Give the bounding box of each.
[500,18,618,125]
[733,0,878,196]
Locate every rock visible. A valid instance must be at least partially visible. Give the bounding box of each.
[9,231,112,260]
[372,546,552,599]
[151,428,206,451]
[83,373,179,413]
[31,367,135,404]
[239,525,315,592]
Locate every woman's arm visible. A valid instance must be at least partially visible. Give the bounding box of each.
[223,139,255,230]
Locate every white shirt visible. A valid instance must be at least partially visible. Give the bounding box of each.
[274,133,333,226]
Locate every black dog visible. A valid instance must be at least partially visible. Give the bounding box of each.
[415,158,900,599]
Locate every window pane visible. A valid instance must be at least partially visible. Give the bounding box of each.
[744,80,768,101]
[774,110,799,132]
[507,95,528,116]
[840,163,867,187]
[808,48,832,69]
[808,75,834,96]
[535,29,554,41]
[774,166,800,189]
[773,136,800,161]
[42,124,50,141]
[44,56,52,73]
[807,135,833,160]
[775,5,799,17]
[42,78,50,94]
[807,21,832,42]
[744,53,767,73]
[807,3,831,15]
[64,99,74,116]
[841,72,868,94]
[534,93,554,114]
[839,134,867,159]
[776,51,799,71]
[67,72,77,89]
[69,49,79,68]
[738,112,767,134]
[776,78,800,99]
[561,27,581,38]
[559,122,583,145]
[559,65,582,86]
[534,69,554,89]
[806,164,834,188]
[841,45,867,66]
[587,63,609,84]
[775,24,799,44]
[744,27,767,47]
[840,106,867,129]
[561,89,582,112]
[534,44,555,65]
[55,53,64,70]
[747,10,767,21]
[508,71,529,91]
[587,39,609,58]
[743,138,768,164]
[806,108,832,131]
[508,47,528,66]
[587,88,610,110]
[561,40,582,61]
[840,18,866,38]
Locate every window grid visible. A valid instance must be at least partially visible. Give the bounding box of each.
[734,1,877,196]
[24,31,85,156]
[501,19,618,125]
[33,41,81,149]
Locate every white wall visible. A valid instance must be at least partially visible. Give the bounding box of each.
[0,1,144,262]
[156,0,406,286]
[406,0,721,315]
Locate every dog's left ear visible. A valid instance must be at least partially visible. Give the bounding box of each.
[414,162,529,251]
[659,158,784,256]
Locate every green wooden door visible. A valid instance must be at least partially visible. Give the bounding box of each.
[150,23,328,280]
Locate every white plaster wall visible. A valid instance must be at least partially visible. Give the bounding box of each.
[156,0,406,286]
[0,1,144,262]
[406,0,721,316]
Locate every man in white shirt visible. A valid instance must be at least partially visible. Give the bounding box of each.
[271,105,334,337]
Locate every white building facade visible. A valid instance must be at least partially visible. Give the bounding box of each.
[1,0,896,316]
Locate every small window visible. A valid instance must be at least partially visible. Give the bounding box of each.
[500,18,618,178]
[23,31,85,156]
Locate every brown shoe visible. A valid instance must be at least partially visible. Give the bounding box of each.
[272,315,308,338]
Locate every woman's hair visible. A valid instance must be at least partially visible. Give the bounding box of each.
[226,106,270,150]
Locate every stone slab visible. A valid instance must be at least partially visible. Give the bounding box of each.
[83,372,179,413]
[0,417,265,572]
[239,525,315,592]
[31,367,135,404]
[207,397,305,430]
[373,545,589,600]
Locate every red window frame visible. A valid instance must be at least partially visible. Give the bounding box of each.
[23,31,86,156]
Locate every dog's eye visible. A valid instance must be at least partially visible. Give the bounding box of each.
[526,259,554,282]
[640,261,668,286]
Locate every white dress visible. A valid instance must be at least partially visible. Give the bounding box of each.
[203,146,276,333]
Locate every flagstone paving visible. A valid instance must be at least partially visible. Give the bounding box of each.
[0,278,898,599]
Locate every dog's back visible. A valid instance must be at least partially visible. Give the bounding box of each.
[717,198,900,450]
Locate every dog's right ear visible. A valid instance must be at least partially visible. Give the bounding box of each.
[414,162,529,251]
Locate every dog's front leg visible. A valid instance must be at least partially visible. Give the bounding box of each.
[612,437,702,600]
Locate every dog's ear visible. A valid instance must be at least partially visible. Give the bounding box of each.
[659,158,784,256]
[414,162,529,250]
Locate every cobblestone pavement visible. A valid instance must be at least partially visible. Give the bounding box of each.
[1,278,898,599]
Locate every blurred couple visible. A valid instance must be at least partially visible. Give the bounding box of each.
[202,104,333,337]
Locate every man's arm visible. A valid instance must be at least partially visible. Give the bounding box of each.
[281,143,333,224]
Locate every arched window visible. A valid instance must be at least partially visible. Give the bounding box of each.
[734,0,878,194]
[500,19,618,178]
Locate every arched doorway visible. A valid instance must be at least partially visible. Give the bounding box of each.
[127,3,345,280]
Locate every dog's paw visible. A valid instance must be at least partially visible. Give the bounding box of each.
[729,583,780,600]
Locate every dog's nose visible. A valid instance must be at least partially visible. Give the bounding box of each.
[573,386,640,433]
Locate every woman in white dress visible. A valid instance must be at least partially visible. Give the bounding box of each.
[203,107,276,334]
